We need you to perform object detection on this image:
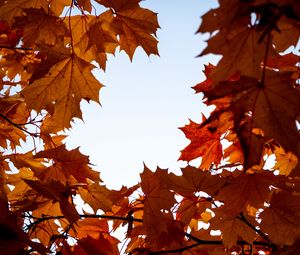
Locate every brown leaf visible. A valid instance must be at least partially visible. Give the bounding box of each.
[203,71,300,169]
[201,22,277,82]
[73,235,120,255]
[34,145,100,183]
[0,0,49,23]
[22,53,103,130]
[14,8,67,47]
[260,191,300,245]
[162,166,227,197]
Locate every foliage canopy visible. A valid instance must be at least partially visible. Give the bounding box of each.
[0,0,300,254]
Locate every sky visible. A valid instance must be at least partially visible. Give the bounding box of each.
[66,0,219,189]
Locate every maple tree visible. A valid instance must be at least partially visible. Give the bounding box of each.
[0,0,300,254]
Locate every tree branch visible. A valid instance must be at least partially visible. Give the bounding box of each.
[148,233,274,255]
[25,213,143,230]
[0,45,32,51]
[148,243,202,255]
[237,212,271,243]
[0,113,38,137]
[25,213,276,254]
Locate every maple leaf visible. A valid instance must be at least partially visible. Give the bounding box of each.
[76,0,92,13]
[67,12,118,69]
[176,197,211,225]
[79,183,138,213]
[34,145,100,183]
[201,21,277,82]
[1,0,300,254]
[197,0,250,34]
[140,167,176,215]
[14,8,68,47]
[0,199,48,254]
[96,0,159,59]
[23,179,80,223]
[29,202,62,245]
[271,239,300,255]
[22,53,103,130]
[193,64,215,93]
[179,111,233,169]
[140,167,187,247]
[272,146,298,176]
[95,0,140,12]
[260,191,300,245]
[210,211,257,248]
[0,0,49,23]
[72,234,120,255]
[203,71,300,169]
[266,53,300,72]
[70,218,109,239]
[162,166,227,197]
[50,0,72,16]
[215,171,288,216]
[272,16,300,52]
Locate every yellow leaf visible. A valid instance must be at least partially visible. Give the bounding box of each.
[273,146,298,176]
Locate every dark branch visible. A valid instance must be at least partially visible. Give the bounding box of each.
[148,233,273,255]
[237,212,271,243]
[0,113,38,137]
[0,45,32,51]
[25,213,276,254]
[149,243,202,255]
[25,213,143,230]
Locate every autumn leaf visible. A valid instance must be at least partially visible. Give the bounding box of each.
[76,0,92,12]
[34,145,100,183]
[23,179,80,223]
[0,0,300,254]
[22,53,103,130]
[272,146,298,176]
[179,112,233,169]
[140,167,185,247]
[215,171,287,216]
[95,0,140,11]
[201,22,277,82]
[72,234,120,255]
[0,0,49,23]
[210,211,257,248]
[14,8,68,47]
[272,16,300,52]
[162,166,227,197]
[260,191,300,246]
[203,71,300,169]
[67,12,118,69]
[79,183,138,213]
[70,218,109,239]
[97,0,159,59]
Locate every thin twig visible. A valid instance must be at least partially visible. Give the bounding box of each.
[25,213,143,230]
[187,233,272,247]
[237,212,271,243]
[210,163,242,171]
[0,113,38,137]
[0,45,32,51]
[149,243,202,255]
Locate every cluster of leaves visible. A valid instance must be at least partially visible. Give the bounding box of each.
[0,0,300,254]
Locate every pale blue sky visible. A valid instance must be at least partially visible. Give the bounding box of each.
[66,0,218,188]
